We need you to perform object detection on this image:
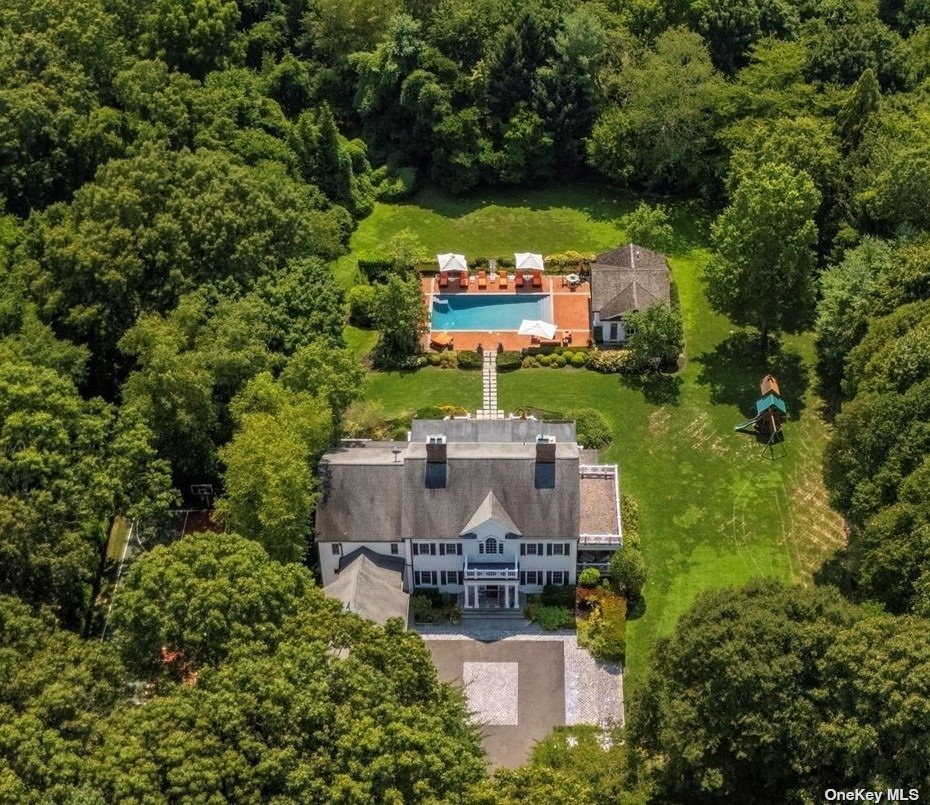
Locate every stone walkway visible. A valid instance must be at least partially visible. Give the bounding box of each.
[476,350,503,419]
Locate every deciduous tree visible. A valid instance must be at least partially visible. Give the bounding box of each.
[705,162,820,348]
[218,374,333,563]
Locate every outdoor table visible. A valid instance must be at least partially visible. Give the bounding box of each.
[566,273,581,286]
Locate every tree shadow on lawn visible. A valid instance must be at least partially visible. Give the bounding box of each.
[399,184,711,252]
[694,331,809,420]
[619,372,683,406]
[813,545,858,598]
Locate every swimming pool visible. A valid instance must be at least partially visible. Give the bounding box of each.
[431,294,551,331]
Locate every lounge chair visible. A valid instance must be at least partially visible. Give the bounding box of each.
[515,273,525,288]
[431,333,454,351]
[459,274,468,291]
[438,273,449,288]
[532,270,543,288]
[499,271,509,288]
[478,270,487,289]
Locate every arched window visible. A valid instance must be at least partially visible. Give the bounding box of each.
[484,537,499,555]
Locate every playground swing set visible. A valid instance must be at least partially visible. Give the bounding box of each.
[734,374,787,459]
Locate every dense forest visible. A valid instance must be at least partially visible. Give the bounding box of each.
[1,0,930,800]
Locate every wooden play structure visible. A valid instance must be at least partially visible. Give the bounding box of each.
[734,374,787,457]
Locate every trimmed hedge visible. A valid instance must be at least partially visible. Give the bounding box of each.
[357,258,395,283]
[456,350,482,370]
[496,351,523,371]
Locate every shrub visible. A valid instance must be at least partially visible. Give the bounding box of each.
[526,604,575,631]
[540,584,576,608]
[343,400,389,439]
[577,588,627,662]
[456,350,482,369]
[570,351,587,367]
[590,594,627,661]
[553,354,567,367]
[571,408,612,449]
[411,594,435,622]
[621,495,640,543]
[625,303,684,372]
[537,353,552,366]
[438,351,459,368]
[426,353,441,366]
[610,544,647,600]
[522,356,540,368]
[357,258,395,283]
[415,405,446,419]
[373,164,417,200]
[496,351,523,371]
[579,568,601,588]
[544,251,592,272]
[586,349,631,373]
[347,284,377,327]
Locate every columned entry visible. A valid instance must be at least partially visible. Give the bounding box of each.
[464,583,520,609]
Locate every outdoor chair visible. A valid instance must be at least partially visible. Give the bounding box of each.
[532,271,543,288]
[438,274,449,288]
[515,274,524,288]
[499,271,509,288]
[459,274,468,290]
[478,270,487,289]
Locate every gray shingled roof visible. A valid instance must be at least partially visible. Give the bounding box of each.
[316,420,581,542]
[460,491,521,535]
[590,243,670,318]
[324,548,410,626]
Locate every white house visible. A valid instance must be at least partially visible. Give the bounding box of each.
[315,419,622,612]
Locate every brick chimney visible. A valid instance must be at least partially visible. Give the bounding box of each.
[535,434,556,464]
[426,434,447,463]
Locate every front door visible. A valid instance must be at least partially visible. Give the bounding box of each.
[481,585,501,608]
[607,321,620,341]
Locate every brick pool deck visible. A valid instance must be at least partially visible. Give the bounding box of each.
[422,275,592,352]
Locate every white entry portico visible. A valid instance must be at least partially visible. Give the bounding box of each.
[463,552,520,609]
[464,582,520,609]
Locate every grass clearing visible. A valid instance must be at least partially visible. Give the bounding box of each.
[334,184,710,289]
[352,184,845,689]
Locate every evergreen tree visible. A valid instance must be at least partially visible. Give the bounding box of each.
[837,67,881,149]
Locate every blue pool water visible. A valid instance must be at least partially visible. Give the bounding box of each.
[431,294,551,331]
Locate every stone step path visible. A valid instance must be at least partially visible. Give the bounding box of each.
[478,350,504,419]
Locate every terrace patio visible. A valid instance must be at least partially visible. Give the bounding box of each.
[421,273,592,352]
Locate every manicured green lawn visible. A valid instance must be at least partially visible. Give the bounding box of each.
[352,184,844,690]
[334,184,710,289]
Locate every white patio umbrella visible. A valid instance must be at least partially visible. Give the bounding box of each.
[517,319,558,339]
[514,252,544,271]
[437,253,468,272]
